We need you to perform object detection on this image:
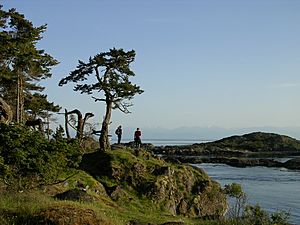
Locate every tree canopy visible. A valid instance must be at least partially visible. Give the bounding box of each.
[0,5,59,123]
[59,48,144,150]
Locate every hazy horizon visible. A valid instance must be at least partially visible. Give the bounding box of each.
[110,125,300,141]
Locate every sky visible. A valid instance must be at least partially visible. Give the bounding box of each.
[2,0,300,140]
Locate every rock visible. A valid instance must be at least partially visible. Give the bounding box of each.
[283,158,300,170]
[36,205,106,225]
[54,189,94,202]
[80,148,227,218]
[109,185,129,201]
[176,199,188,215]
[153,166,170,176]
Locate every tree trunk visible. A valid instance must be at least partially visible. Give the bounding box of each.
[16,73,24,123]
[16,74,20,123]
[0,97,13,124]
[66,109,83,140]
[64,109,71,139]
[99,101,112,151]
[64,109,93,141]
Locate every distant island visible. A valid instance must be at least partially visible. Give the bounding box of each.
[151,132,300,170]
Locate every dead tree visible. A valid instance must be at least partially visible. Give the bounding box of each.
[64,109,94,140]
[0,97,13,124]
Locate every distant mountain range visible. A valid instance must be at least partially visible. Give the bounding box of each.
[119,126,300,141]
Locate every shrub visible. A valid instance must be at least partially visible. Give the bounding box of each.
[0,123,83,190]
[223,182,247,219]
[223,183,291,225]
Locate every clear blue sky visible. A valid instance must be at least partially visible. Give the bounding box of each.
[3,0,300,139]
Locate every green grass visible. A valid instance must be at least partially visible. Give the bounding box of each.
[0,189,215,225]
[0,147,290,225]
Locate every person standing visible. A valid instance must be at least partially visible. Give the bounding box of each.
[134,128,142,148]
[115,125,122,144]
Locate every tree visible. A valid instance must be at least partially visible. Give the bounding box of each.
[59,48,144,151]
[223,183,247,220]
[0,96,12,124]
[24,93,61,120]
[64,108,94,141]
[24,93,61,138]
[0,6,59,123]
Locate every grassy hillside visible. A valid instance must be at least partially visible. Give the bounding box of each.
[0,146,227,225]
[0,125,292,224]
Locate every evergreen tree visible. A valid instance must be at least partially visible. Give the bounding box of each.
[0,5,59,123]
[59,48,143,151]
[24,93,61,120]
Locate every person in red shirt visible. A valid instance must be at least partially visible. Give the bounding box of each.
[134,128,142,148]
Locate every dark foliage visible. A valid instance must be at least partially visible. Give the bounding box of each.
[0,123,83,190]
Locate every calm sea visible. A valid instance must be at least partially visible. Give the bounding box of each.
[134,139,300,225]
[195,164,300,225]
[113,138,211,146]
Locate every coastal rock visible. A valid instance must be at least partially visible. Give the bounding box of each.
[283,158,300,170]
[150,164,226,217]
[152,132,300,170]
[80,148,227,218]
[153,132,300,157]
[211,132,300,152]
[54,189,94,202]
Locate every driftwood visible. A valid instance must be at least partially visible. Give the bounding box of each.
[64,109,94,140]
[0,97,13,124]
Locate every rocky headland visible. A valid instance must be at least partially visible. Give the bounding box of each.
[0,147,228,225]
[151,132,300,170]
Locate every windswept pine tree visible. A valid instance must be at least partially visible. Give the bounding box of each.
[59,48,144,151]
[0,5,59,123]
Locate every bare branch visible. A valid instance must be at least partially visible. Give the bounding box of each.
[92,96,106,102]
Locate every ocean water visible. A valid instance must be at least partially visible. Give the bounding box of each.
[112,138,211,146]
[194,163,300,225]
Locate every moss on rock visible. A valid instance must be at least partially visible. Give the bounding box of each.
[80,148,227,218]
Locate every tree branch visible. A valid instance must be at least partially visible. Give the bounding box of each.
[92,96,106,102]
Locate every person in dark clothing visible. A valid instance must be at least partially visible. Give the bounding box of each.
[134,128,142,148]
[115,125,122,144]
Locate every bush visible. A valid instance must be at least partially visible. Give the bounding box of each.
[223,183,291,225]
[0,123,83,190]
[223,183,247,219]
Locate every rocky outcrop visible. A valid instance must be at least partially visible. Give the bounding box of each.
[153,132,300,156]
[164,155,300,170]
[150,164,226,217]
[80,149,227,218]
[152,132,300,170]
[283,158,300,170]
[210,132,300,152]
[54,189,95,202]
